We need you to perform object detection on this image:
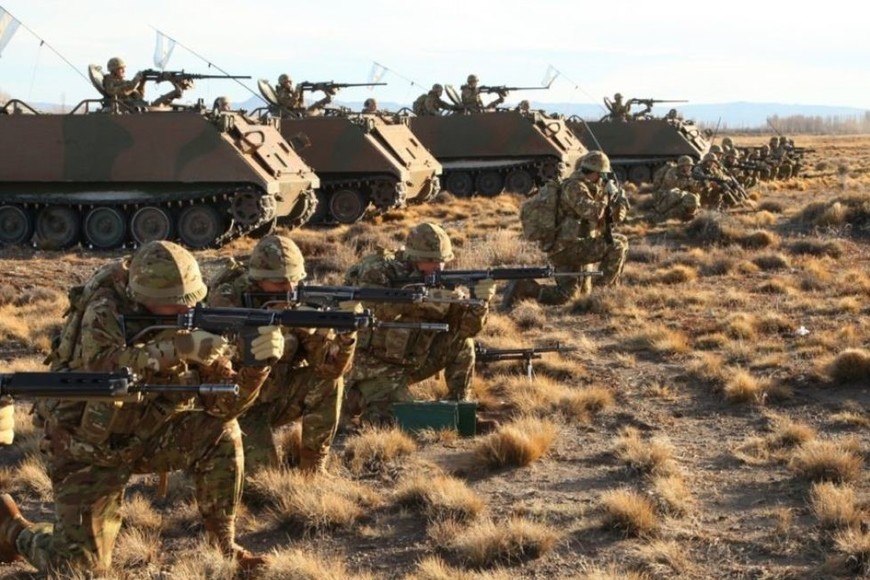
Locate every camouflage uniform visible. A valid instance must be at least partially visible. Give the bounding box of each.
[653,156,701,221]
[4,242,271,575]
[275,74,305,110]
[460,75,503,113]
[603,93,631,121]
[506,151,629,306]
[208,235,356,473]
[343,224,491,425]
[102,57,144,105]
[413,84,455,116]
[692,154,735,207]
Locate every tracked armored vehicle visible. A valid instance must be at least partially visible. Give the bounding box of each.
[408,110,586,197]
[258,80,441,224]
[0,69,320,250]
[567,117,711,185]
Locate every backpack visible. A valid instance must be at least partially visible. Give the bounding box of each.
[652,161,676,190]
[520,180,562,249]
[412,94,427,116]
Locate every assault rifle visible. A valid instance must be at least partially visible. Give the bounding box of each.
[298,81,386,93]
[0,368,238,402]
[121,305,449,363]
[691,172,748,206]
[478,85,549,96]
[396,266,603,294]
[139,69,251,84]
[242,284,484,309]
[474,343,578,380]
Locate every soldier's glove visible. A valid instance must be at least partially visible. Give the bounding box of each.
[250,326,285,362]
[616,205,629,223]
[472,278,498,302]
[604,180,620,197]
[175,330,231,366]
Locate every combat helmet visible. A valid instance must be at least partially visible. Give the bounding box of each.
[467,74,479,84]
[432,83,443,94]
[128,241,207,306]
[709,144,723,154]
[614,92,623,100]
[107,57,126,72]
[248,235,306,283]
[779,135,788,144]
[578,150,612,173]
[721,136,734,147]
[677,155,694,167]
[278,73,291,84]
[769,136,779,146]
[404,223,454,262]
[702,153,719,164]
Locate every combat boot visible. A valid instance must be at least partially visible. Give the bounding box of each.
[500,279,541,311]
[0,494,32,563]
[298,447,328,474]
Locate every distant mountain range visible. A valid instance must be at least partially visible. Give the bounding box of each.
[236,96,868,129]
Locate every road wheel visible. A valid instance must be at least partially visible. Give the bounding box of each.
[35,206,80,250]
[628,165,651,185]
[504,169,535,196]
[130,206,174,245]
[0,205,34,245]
[84,207,127,249]
[329,189,369,224]
[445,171,474,197]
[178,205,225,249]
[476,171,504,197]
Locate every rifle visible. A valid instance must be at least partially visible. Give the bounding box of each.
[242,283,484,309]
[478,85,549,96]
[474,343,578,380]
[396,266,603,293]
[139,69,251,84]
[691,173,748,204]
[630,98,688,107]
[121,305,449,363]
[0,368,237,402]
[298,81,387,93]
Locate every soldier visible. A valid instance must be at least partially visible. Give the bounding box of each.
[692,152,739,207]
[653,155,702,221]
[0,241,282,574]
[342,223,496,426]
[603,92,632,122]
[515,99,531,113]
[362,98,378,114]
[664,108,683,121]
[208,235,356,474]
[412,84,456,116]
[721,136,736,156]
[213,96,230,112]
[460,74,504,113]
[274,73,334,116]
[102,56,146,106]
[503,151,630,307]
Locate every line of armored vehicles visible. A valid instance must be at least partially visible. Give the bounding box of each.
[0,62,719,251]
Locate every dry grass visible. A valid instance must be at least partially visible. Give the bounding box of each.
[822,528,870,577]
[474,416,558,468]
[614,427,678,477]
[112,527,162,572]
[494,375,612,422]
[631,539,694,577]
[722,370,767,404]
[447,517,560,567]
[620,323,691,356]
[810,482,862,530]
[343,426,418,475]
[164,539,237,579]
[649,474,694,517]
[120,493,164,532]
[394,473,485,523]
[787,239,845,258]
[13,454,52,500]
[826,348,870,384]
[263,547,374,580]
[654,265,697,284]
[408,556,511,580]
[600,489,660,537]
[790,439,864,483]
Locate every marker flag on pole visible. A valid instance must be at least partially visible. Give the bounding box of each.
[0,8,20,57]
[541,65,559,88]
[368,61,388,87]
[153,30,176,70]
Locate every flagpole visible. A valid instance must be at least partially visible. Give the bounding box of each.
[550,65,607,114]
[150,25,266,105]
[372,61,424,89]
[0,5,91,87]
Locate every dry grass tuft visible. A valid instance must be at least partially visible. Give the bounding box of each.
[165,539,237,579]
[810,482,861,530]
[655,265,697,284]
[600,489,660,537]
[768,416,816,450]
[787,239,844,258]
[509,300,547,330]
[579,564,649,579]
[343,426,418,475]
[408,556,511,580]
[614,427,677,477]
[649,474,693,517]
[752,253,791,271]
[685,213,740,245]
[799,193,870,231]
[738,229,779,250]
[395,473,485,523]
[826,349,870,384]
[822,528,870,577]
[263,547,373,580]
[631,539,694,577]
[275,421,303,468]
[474,416,557,468]
[790,439,864,483]
[559,386,615,421]
[448,517,560,568]
[113,527,162,571]
[723,370,766,404]
[621,324,691,356]
[13,455,52,500]
[120,493,163,532]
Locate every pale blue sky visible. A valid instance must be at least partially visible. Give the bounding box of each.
[1,0,868,110]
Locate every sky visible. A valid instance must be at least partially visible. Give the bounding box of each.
[1,0,869,112]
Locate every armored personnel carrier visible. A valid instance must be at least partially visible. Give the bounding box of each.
[567,117,711,184]
[0,68,320,250]
[408,110,586,197]
[258,80,442,224]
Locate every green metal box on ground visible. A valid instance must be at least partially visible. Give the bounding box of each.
[392,401,478,437]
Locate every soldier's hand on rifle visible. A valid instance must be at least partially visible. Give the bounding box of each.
[175,330,231,366]
[250,326,285,361]
[604,180,620,196]
[473,279,498,302]
[615,204,628,222]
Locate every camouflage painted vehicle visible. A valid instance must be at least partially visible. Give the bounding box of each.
[567,117,711,184]
[258,80,442,224]
[0,71,320,250]
[408,110,586,197]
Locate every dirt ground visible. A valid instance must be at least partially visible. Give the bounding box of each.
[1,134,869,579]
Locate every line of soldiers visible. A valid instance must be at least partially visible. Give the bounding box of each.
[0,221,497,575]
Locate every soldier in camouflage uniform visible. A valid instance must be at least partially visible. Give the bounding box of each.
[603,92,632,122]
[342,223,496,426]
[503,151,630,307]
[652,155,702,221]
[0,241,283,574]
[412,84,457,116]
[274,73,334,116]
[362,98,378,114]
[208,235,356,473]
[460,74,504,113]
[692,153,735,208]
[102,57,146,107]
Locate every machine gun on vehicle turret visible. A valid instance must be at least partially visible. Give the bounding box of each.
[297,81,386,93]
[628,98,688,120]
[478,85,550,97]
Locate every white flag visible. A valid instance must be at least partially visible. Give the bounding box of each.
[153,31,176,70]
[541,65,559,88]
[0,9,20,57]
[368,62,388,87]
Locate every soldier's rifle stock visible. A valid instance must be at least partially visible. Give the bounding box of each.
[474,343,578,380]
[298,81,387,93]
[0,368,238,402]
[242,284,484,309]
[397,266,603,294]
